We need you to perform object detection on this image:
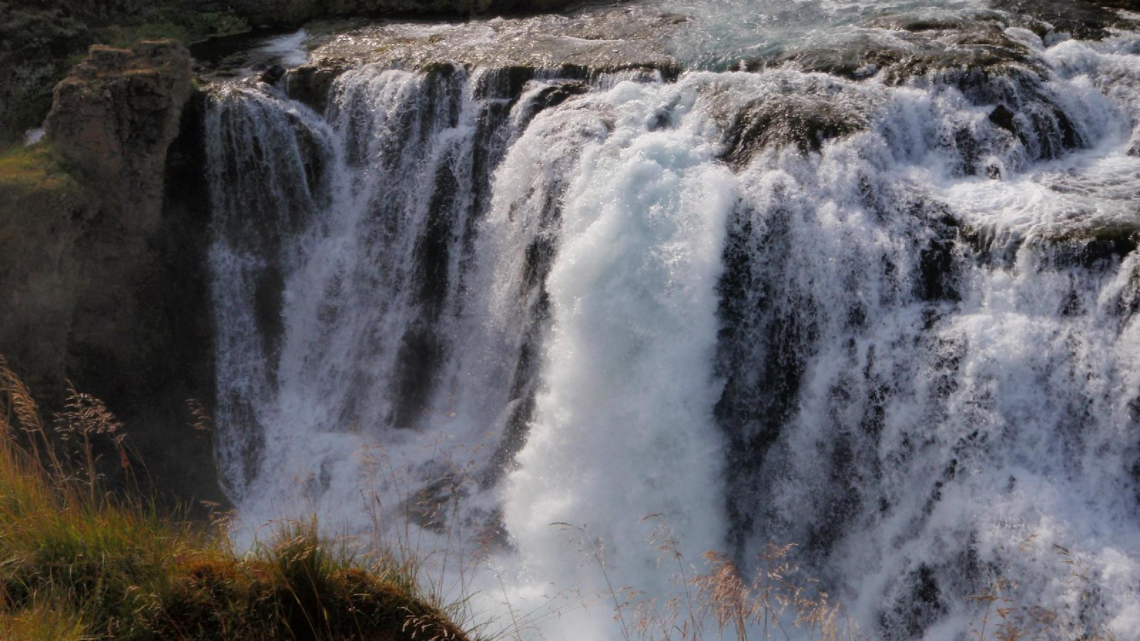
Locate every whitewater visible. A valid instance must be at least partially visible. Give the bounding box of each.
[202,2,1140,638]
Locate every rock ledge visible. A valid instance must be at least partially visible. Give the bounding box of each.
[45,40,193,233]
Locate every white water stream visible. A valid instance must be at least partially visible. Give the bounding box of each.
[204,8,1140,639]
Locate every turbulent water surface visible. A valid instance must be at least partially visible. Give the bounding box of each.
[203,1,1140,638]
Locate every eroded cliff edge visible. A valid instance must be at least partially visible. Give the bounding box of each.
[0,40,221,506]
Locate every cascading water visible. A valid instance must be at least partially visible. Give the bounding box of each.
[203,5,1140,639]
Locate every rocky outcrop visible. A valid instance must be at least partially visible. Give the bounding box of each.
[45,40,193,232]
[991,0,1137,40]
[229,0,576,29]
[283,3,684,111]
[0,41,221,509]
[719,95,868,166]
[302,4,680,71]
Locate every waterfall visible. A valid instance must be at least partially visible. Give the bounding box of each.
[203,20,1140,641]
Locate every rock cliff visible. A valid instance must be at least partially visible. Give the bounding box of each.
[0,41,221,508]
[45,41,193,231]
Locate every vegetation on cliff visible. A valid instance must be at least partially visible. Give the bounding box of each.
[0,38,225,509]
[0,0,247,146]
[0,142,85,200]
[0,356,473,641]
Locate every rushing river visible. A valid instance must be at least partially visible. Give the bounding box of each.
[202,1,1140,638]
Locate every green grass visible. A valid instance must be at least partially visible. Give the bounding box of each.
[0,144,84,197]
[0,356,472,641]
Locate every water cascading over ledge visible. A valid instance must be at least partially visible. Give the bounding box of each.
[202,15,1140,639]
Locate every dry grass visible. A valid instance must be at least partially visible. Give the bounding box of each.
[557,515,1120,641]
[0,354,472,641]
[967,538,1118,641]
[0,595,86,641]
[619,521,853,641]
[0,352,1123,641]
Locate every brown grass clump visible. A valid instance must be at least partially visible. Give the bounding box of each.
[968,538,1118,641]
[625,525,849,641]
[561,515,1120,641]
[0,354,473,641]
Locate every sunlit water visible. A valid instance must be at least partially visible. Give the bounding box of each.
[651,0,985,68]
[203,2,1140,639]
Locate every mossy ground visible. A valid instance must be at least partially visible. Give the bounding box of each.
[0,143,83,196]
[0,358,472,641]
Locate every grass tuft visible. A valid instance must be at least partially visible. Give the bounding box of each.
[0,355,471,641]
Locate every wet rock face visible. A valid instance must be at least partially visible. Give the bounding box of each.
[45,40,193,233]
[720,96,867,166]
[284,58,347,113]
[990,0,1134,40]
[771,17,1041,82]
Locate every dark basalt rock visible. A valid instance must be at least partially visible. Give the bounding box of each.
[295,5,679,78]
[764,14,1044,82]
[918,213,963,303]
[720,95,867,166]
[259,63,287,84]
[1041,229,1140,269]
[282,4,680,118]
[775,21,1091,168]
[757,35,903,80]
[403,470,467,532]
[713,197,822,555]
[285,57,349,113]
[514,80,590,124]
[963,218,1140,271]
[990,0,1134,40]
[882,30,1039,86]
[864,11,1008,34]
[989,104,1017,134]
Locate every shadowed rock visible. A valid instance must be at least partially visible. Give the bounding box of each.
[1,43,222,508]
[719,94,868,166]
